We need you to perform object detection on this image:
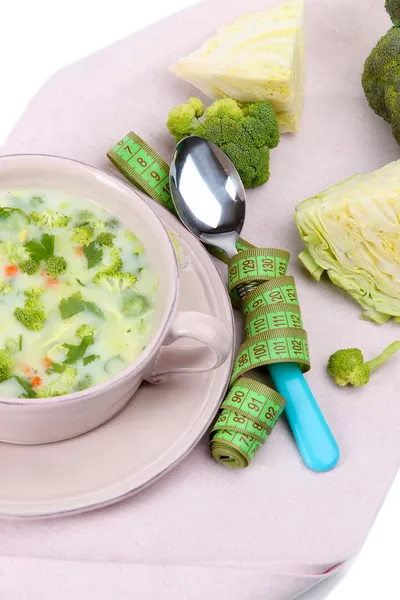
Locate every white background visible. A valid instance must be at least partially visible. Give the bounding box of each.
[0,1,398,598]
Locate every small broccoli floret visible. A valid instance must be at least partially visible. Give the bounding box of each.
[77,374,93,391]
[72,223,94,245]
[167,97,279,187]
[36,366,77,398]
[24,286,44,299]
[93,248,136,292]
[0,349,13,383]
[167,97,205,140]
[46,256,67,277]
[30,210,71,228]
[19,259,40,275]
[0,281,13,295]
[122,292,150,317]
[76,324,96,339]
[327,341,400,387]
[96,232,115,247]
[105,218,120,229]
[0,239,28,264]
[14,287,47,331]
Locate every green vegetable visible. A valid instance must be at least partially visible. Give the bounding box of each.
[84,301,105,319]
[25,233,55,261]
[83,241,103,268]
[105,218,120,229]
[76,324,96,339]
[13,375,37,398]
[167,97,279,188]
[362,1,400,145]
[83,354,100,366]
[0,239,29,264]
[328,341,400,387]
[72,223,94,245]
[294,160,400,324]
[30,210,71,228]
[19,259,40,275]
[0,207,30,224]
[5,338,19,355]
[77,374,92,391]
[96,232,115,247]
[93,248,136,293]
[0,282,13,296]
[62,335,93,365]
[14,288,47,331]
[0,349,13,383]
[122,292,150,317]
[30,196,43,207]
[59,292,85,320]
[46,256,67,277]
[49,362,66,374]
[19,334,22,351]
[36,366,77,398]
[169,0,304,133]
[104,355,124,374]
[76,278,85,287]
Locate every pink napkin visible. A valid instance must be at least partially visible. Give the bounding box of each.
[1,0,399,598]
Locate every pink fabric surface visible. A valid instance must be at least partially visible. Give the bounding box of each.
[1,0,399,598]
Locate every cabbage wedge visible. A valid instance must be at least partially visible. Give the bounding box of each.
[170,0,304,133]
[295,160,400,324]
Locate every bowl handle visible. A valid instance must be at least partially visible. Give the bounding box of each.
[144,311,232,384]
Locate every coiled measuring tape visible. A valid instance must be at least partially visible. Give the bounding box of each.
[107,132,310,468]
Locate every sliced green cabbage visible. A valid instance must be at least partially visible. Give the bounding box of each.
[170,0,304,133]
[295,160,400,324]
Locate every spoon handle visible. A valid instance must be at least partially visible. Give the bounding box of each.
[268,362,340,472]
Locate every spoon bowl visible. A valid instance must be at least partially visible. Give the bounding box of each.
[170,136,245,258]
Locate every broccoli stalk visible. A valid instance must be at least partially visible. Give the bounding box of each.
[327,341,400,387]
[167,97,280,187]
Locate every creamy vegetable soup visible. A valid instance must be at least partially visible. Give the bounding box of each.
[0,190,158,398]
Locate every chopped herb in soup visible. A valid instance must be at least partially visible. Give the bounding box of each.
[0,190,158,398]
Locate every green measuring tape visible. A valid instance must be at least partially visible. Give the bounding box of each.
[107,132,310,469]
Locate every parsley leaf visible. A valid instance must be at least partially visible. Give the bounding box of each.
[59,292,85,319]
[84,301,105,319]
[83,242,103,269]
[83,354,100,366]
[49,362,66,374]
[13,375,37,398]
[63,335,93,365]
[25,233,55,261]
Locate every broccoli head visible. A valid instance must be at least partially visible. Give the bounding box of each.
[93,248,136,292]
[122,292,150,317]
[46,256,67,277]
[19,259,40,275]
[167,97,205,140]
[327,341,400,387]
[77,374,93,391]
[72,223,94,245]
[96,232,115,247]
[76,324,96,339]
[14,287,47,331]
[0,348,13,383]
[0,281,13,295]
[167,97,279,187]
[362,4,400,144]
[30,210,71,228]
